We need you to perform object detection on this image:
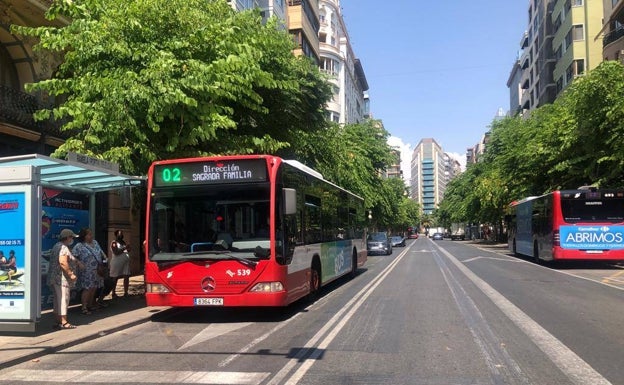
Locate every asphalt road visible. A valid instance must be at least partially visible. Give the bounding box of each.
[1,238,623,385]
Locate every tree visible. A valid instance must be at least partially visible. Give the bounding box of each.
[289,120,396,203]
[440,61,624,236]
[12,0,331,174]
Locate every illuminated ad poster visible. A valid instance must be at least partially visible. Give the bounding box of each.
[0,192,26,314]
[40,189,90,310]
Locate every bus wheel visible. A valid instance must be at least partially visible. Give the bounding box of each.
[308,259,321,302]
[350,249,358,279]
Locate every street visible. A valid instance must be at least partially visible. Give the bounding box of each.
[1,237,623,385]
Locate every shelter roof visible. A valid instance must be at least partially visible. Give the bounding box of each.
[0,153,144,193]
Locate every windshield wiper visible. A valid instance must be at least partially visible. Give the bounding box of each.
[182,251,258,269]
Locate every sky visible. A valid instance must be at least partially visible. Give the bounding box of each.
[338,1,529,178]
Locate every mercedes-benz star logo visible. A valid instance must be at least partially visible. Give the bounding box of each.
[201,276,216,292]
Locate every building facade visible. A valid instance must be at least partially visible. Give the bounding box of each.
[552,0,604,96]
[287,0,320,63]
[444,153,462,183]
[410,138,446,215]
[518,0,557,113]
[318,0,369,124]
[384,147,402,180]
[509,0,604,115]
[229,0,288,27]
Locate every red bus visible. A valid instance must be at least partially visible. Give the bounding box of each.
[506,188,624,263]
[144,155,367,307]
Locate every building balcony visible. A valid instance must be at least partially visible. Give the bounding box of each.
[604,27,624,47]
[0,85,66,139]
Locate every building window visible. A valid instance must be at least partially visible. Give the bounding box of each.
[572,25,584,41]
[574,59,585,76]
[565,30,573,49]
[566,64,574,83]
[572,0,583,5]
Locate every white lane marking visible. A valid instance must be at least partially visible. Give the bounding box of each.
[472,243,624,291]
[463,256,525,263]
[218,313,303,367]
[267,245,413,385]
[7,369,270,384]
[433,243,613,385]
[433,250,531,384]
[178,322,252,351]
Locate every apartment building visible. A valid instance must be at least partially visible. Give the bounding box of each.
[229,0,288,27]
[410,138,446,215]
[384,147,402,180]
[318,0,369,124]
[287,0,320,63]
[601,0,624,62]
[517,0,557,113]
[552,0,604,96]
[444,153,462,183]
[509,0,604,114]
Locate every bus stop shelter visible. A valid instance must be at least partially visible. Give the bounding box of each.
[0,153,144,332]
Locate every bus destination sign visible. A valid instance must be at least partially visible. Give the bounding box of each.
[153,159,268,187]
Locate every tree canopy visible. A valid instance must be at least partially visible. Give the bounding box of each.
[438,61,624,235]
[13,0,331,174]
[286,120,419,231]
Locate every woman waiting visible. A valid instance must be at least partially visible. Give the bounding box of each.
[110,229,131,298]
[73,228,107,314]
[48,228,83,329]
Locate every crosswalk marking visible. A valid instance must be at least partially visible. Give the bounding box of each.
[7,369,270,384]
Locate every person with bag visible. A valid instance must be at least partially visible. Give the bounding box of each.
[110,229,131,298]
[48,228,83,329]
[73,228,107,314]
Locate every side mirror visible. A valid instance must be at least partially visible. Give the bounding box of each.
[283,188,297,215]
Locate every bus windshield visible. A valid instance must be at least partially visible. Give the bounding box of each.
[148,184,272,262]
[560,196,624,223]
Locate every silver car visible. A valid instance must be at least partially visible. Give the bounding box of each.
[367,232,392,255]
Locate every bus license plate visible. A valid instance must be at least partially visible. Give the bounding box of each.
[194,297,224,306]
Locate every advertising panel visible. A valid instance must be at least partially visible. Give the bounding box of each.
[560,225,624,250]
[0,191,27,315]
[40,189,90,310]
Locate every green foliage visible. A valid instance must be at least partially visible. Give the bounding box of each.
[440,61,624,227]
[285,120,413,229]
[12,0,330,174]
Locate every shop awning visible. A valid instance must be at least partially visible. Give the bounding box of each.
[0,153,145,193]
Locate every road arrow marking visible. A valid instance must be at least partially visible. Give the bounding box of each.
[178,322,252,351]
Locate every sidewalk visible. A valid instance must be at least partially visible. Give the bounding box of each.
[0,275,169,368]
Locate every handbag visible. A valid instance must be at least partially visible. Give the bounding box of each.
[96,261,108,278]
[86,243,108,278]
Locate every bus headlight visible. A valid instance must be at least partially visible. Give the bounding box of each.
[250,282,284,292]
[146,283,170,293]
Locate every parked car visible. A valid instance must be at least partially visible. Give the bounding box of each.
[431,232,444,240]
[390,235,406,247]
[367,232,392,255]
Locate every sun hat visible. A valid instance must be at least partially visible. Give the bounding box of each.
[59,228,78,240]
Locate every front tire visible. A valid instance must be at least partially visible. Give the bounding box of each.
[308,259,321,302]
[350,249,358,279]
